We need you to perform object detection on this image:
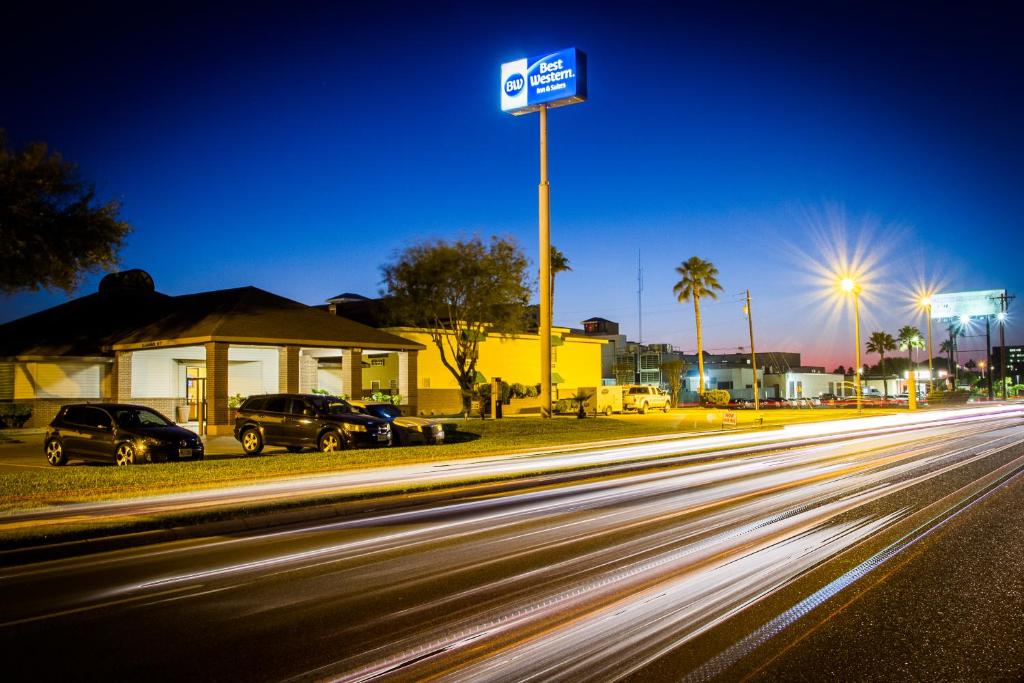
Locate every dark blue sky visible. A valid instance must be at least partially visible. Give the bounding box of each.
[3,1,1021,367]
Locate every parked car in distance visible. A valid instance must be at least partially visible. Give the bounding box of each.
[347,400,445,445]
[622,385,672,413]
[727,398,753,409]
[45,403,204,466]
[818,392,839,405]
[759,396,786,408]
[233,393,391,454]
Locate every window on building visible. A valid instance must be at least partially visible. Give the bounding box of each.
[718,381,734,390]
[370,358,386,367]
[422,377,431,388]
[371,380,381,391]
[389,379,398,391]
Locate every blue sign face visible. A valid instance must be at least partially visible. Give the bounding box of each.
[501,48,587,115]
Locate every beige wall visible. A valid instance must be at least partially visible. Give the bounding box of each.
[10,361,104,399]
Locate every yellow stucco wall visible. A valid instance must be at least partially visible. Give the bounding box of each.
[361,352,400,391]
[384,327,605,391]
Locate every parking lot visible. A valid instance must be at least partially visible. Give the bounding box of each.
[0,431,261,473]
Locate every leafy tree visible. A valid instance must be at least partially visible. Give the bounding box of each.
[673,256,723,397]
[0,131,131,293]
[549,245,571,316]
[897,325,925,373]
[866,331,897,395]
[658,358,689,405]
[832,365,846,375]
[382,235,531,412]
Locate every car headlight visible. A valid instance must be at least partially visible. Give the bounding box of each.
[344,423,367,432]
[138,436,161,449]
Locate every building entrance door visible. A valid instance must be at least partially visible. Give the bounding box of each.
[185,366,207,434]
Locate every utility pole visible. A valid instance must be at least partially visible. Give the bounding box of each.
[986,316,993,400]
[745,289,760,411]
[996,291,1014,400]
[636,252,643,384]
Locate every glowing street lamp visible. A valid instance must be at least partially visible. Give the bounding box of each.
[840,277,862,412]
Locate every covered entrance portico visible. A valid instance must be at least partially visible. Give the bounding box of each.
[108,287,424,435]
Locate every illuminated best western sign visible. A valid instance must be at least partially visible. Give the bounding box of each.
[501,48,587,115]
[930,289,1005,319]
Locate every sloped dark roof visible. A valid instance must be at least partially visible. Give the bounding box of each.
[326,292,370,304]
[581,316,616,324]
[0,287,173,358]
[0,285,422,358]
[114,287,422,351]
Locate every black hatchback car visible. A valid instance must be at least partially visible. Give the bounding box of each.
[233,393,391,454]
[45,403,204,466]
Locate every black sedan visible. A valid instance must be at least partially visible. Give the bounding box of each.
[45,403,204,466]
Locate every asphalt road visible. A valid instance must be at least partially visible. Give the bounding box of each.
[2,410,1023,681]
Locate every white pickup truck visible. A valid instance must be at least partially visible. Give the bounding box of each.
[622,385,672,413]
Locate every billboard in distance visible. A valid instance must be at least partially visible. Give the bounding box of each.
[501,48,587,115]
[930,289,1005,319]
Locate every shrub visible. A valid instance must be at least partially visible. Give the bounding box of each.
[926,389,970,405]
[227,393,247,409]
[0,403,33,428]
[510,382,528,399]
[703,389,731,407]
[525,385,539,398]
[371,391,402,405]
[554,398,574,414]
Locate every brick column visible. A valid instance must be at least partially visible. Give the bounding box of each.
[113,351,132,402]
[279,345,300,393]
[299,353,318,393]
[398,351,418,415]
[205,342,230,435]
[341,348,362,399]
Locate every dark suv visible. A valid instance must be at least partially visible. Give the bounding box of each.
[45,403,204,466]
[233,393,391,454]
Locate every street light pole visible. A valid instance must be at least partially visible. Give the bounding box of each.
[842,278,862,413]
[538,104,552,418]
[922,297,934,394]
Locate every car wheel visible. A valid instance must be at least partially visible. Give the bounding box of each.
[663,402,671,412]
[392,430,403,446]
[638,402,648,415]
[241,428,263,455]
[192,452,205,461]
[319,431,347,453]
[604,405,613,416]
[286,446,304,453]
[115,443,137,466]
[45,438,67,466]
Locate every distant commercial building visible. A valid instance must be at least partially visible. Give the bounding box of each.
[991,346,1024,385]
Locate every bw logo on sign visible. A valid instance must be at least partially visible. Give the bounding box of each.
[504,74,525,96]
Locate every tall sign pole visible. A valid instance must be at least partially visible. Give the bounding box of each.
[501,48,587,419]
[538,104,552,417]
[745,290,760,411]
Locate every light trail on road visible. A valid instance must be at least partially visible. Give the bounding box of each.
[1,408,1022,682]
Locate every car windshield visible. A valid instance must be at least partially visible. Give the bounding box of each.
[628,388,647,394]
[114,407,170,428]
[366,404,402,420]
[312,396,353,415]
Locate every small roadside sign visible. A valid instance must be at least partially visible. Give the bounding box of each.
[722,411,737,427]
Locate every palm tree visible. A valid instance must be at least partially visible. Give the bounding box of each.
[673,257,723,397]
[897,325,925,370]
[549,246,571,316]
[866,331,897,396]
